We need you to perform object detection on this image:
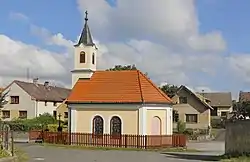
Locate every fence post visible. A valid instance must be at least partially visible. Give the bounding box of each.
[125,135,127,148]
[10,131,14,156]
[145,135,147,149]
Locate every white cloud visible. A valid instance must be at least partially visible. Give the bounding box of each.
[2,1,250,98]
[0,34,70,87]
[74,0,229,87]
[9,12,29,22]
[30,25,74,48]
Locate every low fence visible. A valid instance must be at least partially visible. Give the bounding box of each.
[29,131,186,149]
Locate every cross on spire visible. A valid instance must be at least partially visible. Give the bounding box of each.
[85,11,88,22]
[74,10,95,47]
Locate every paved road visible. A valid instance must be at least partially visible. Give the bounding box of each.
[16,142,225,162]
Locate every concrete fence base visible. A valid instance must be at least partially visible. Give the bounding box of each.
[225,120,250,156]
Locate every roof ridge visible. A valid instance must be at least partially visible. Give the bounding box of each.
[138,71,172,103]
[137,70,144,103]
[179,85,213,110]
[15,80,70,90]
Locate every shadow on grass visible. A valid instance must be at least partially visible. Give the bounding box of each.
[162,152,223,161]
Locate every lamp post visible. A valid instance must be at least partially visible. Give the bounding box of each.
[57,113,62,132]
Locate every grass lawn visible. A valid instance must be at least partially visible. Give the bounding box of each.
[40,143,200,153]
[0,149,10,158]
[14,148,29,162]
[221,156,250,162]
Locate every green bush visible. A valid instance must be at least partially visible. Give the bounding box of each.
[47,124,68,132]
[211,117,225,129]
[176,120,186,133]
[5,113,58,131]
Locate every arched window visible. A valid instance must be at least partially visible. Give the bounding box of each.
[80,51,86,63]
[110,116,122,136]
[92,115,104,135]
[92,53,95,64]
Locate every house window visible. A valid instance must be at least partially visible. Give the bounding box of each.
[45,101,47,106]
[2,110,10,118]
[53,111,57,119]
[92,116,104,135]
[110,116,122,137]
[173,110,179,122]
[186,114,198,123]
[92,53,95,64]
[19,111,27,119]
[221,112,227,117]
[211,107,218,116]
[10,96,19,104]
[64,112,68,119]
[80,51,86,63]
[53,102,57,107]
[179,97,187,104]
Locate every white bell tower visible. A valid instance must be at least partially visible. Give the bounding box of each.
[71,11,98,88]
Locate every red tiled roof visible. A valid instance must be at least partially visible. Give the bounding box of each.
[67,70,172,104]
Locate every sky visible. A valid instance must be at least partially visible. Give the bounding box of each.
[1,0,250,99]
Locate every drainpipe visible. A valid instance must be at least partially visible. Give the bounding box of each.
[35,100,38,117]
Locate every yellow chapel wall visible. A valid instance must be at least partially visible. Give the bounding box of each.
[146,109,167,135]
[76,108,138,134]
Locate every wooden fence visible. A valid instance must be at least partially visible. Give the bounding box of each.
[29,131,186,149]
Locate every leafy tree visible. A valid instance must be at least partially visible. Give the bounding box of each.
[106,64,149,77]
[0,90,9,108]
[106,64,137,71]
[35,113,57,126]
[176,120,186,134]
[231,101,250,120]
[159,84,179,98]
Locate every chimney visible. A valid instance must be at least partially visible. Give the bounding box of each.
[33,78,39,85]
[44,81,49,88]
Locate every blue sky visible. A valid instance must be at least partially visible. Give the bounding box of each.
[1,0,250,98]
[196,0,250,53]
[1,0,249,53]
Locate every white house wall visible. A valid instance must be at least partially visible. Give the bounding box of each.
[2,82,36,119]
[37,101,61,116]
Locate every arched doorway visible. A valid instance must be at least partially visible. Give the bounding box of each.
[151,116,161,135]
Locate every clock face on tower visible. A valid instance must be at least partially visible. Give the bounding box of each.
[80,51,86,63]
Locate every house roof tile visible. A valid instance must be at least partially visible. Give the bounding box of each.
[5,80,71,102]
[67,70,172,104]
[197,92,232,107]
[239,91,250,102]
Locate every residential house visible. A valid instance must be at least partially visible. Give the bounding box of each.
[1,79,70,121]
[66,70,173,135]
[198,92,233,117]
[239,91,250,102]
[56,100,68,121]
[172,85,213,129]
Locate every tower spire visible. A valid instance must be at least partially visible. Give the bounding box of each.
[75,10,95,47]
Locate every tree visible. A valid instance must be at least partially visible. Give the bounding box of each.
[0,90,9,108]
[231,101,250,120]
[106,64,149,77]
[159,84,179,98]
[106,64,137,71]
